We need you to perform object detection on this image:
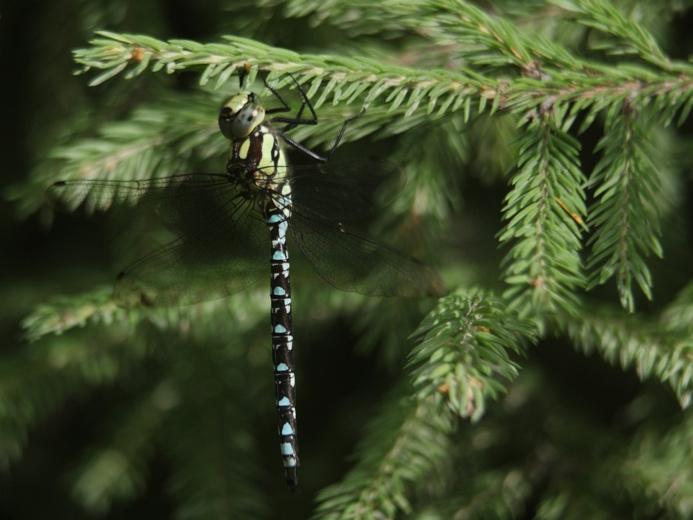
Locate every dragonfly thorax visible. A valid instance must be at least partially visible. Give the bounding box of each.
[226,123,291,198]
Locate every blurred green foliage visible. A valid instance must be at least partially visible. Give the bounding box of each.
[1,1,692,518]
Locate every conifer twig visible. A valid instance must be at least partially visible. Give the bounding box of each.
[74,31,487,114]
[314,395,453,519]
[21,287,270,342]
[619,412,693,517]
[587,102,664,312]
[559,302,693,408]
[409,288,537,419]
[71,382,174,513]
[498,111,586,320]
[72,31,693,122]
[549,0,690,73]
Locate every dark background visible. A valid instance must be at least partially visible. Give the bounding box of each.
[1,1,691,518]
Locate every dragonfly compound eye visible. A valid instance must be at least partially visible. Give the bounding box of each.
[218,91,265,140]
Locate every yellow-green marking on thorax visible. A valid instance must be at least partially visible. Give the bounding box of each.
[219,90,291,213]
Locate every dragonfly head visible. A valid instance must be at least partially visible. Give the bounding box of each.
[219,91,266,140]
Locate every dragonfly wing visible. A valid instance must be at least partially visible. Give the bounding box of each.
[255,162,441,298]
[48,173,232,213]
[51,174,270,306]
[114,198,269,307]
[258,159,401,225]
[287,208,442,298]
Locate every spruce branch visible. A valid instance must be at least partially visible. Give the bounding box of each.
[661,282,693,335]
[559,302,693,408]
[498,112,586,320]
[298,0,538,70]
[31,97,407,214]
[164,342,266,520]
[73,31,487,114]
[287,103,444,147]
[34,94,221,213]
[313,394,454,519]
[379,118,466,235]
[0,332,150,468]
[619,412,693,518]
[21,286,273,343]
[437,0,585,73]
[586,102,664,312]
[71,382,175,514]
[20,79,472,217]
[272,0,595,76]
[409,288,537,420]
[262,0,437,39]
[549,0,690,73]
[22,287,128,341]
[412,466,536,519]
[262,0,693,90]
[72,31,693,128]
[506,71,693,128]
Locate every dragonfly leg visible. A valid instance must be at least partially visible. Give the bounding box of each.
[264,75,292,115]
[238,68,247,88]
[280,133,329,162]
[270,73,318,130]
[279,108,364,162]
[327,108,365,156]
[270,72,364,160]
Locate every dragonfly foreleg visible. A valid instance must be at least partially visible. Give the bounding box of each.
[278,107,365,162]
[264,75,292,116]
[269,73,318,131]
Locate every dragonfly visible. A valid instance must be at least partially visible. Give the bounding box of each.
[51,76,441,490]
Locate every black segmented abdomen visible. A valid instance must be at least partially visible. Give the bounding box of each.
[266,201,298,489]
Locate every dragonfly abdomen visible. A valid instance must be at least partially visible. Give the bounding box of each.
[267,204,299,490]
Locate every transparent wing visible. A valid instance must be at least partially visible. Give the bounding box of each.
[114,198,268,306]
[283,158,401,225]
[260,162,442,298]
[287,207,442,297]
[48,173,231,213]
[50,173,269,307]
[49,160,442,305]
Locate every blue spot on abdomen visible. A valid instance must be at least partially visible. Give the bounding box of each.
[281,442,294,455]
